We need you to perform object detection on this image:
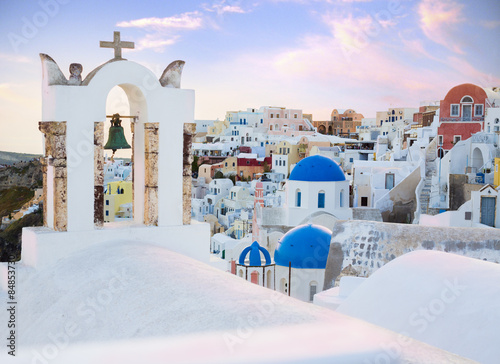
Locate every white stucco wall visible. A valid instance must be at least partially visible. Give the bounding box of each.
[286,180,351,226]
[275,265,326,302]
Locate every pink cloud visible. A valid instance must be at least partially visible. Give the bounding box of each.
[117,12,204,30]
[417,0,465,54]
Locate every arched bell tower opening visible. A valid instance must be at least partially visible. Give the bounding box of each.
[98,85,149,225]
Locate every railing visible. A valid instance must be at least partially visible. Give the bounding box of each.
[470,133,496,144]
[441,117,484,122]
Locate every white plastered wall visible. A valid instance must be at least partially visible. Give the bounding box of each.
[275,265,325,302]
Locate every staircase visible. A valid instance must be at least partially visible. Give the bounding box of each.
[418,139,438,216]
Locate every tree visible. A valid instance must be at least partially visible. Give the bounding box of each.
[191,155,199,173]
[214,170,224,179]
[263,160,270,173]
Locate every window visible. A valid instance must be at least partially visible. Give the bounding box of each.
[270,125,273,131]
[294,114,298,118]
[275,124,279,130]
[361,197,368,206]
[438,135,443,145]
[392,110,395,115]
[285,114,288,118]
[275,160,278,166]
[287,148,290,154]
[225,162,228,167]
[465,211,472,220]
[318,191,325,208]
[349,158,354,163]
[340,190,344,207]
[106,200,109,206]
[105,210,109,216]
[461,96,473,103]
[453,135,461,144]
[260,119,263,124]
[276,114,280,118]
[309,282,317,302]
[474,104,483,116]
[296,189,301,207]
[270,113,274,118]
[450,104,459,116]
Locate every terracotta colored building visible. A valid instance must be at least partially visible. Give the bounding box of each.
[237,154,272,180]
[314,108,364,136]
[413,105,439,127]
[437,83,495,151]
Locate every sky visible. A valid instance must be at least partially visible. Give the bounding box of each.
[0,0,499,154]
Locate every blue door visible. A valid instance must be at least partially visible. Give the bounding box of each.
[481,197,496,227]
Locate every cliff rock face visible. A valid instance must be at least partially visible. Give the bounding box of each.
[0,160,43,190]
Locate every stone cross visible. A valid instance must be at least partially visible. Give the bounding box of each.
[100,31,134,60]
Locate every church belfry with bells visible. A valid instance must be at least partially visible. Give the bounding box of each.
[36,31,196,234]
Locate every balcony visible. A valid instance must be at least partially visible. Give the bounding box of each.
[441,117,484,122]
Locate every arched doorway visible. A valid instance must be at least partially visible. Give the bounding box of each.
[472,147,484,171]
[318,125,326,134]
[251,271,260,284]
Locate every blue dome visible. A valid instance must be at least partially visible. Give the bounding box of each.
[274,224,332,269]
[289,155,345,182]
[238,241,272,266]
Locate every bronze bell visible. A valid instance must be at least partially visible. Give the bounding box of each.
[104,113,131,154]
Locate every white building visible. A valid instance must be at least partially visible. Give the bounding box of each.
[192,178,234,221]
[352,160,419,208]
[194,119,216,133]
[420,184,500,228]
[429,132,498,210]
[341,141,376,174]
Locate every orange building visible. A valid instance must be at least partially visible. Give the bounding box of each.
[314,108,364,136]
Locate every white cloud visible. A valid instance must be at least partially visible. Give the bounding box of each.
[135,35,180,52]
[117,12,204,30]
[417,0,465,54]
[481,20,500,29]
[117,12,204,52]
[203,1,248,15]
[0,53,32,63]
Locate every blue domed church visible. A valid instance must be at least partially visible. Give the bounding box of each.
[236,241,275,288]
[286,155,351,226]
[274,224,332,301]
